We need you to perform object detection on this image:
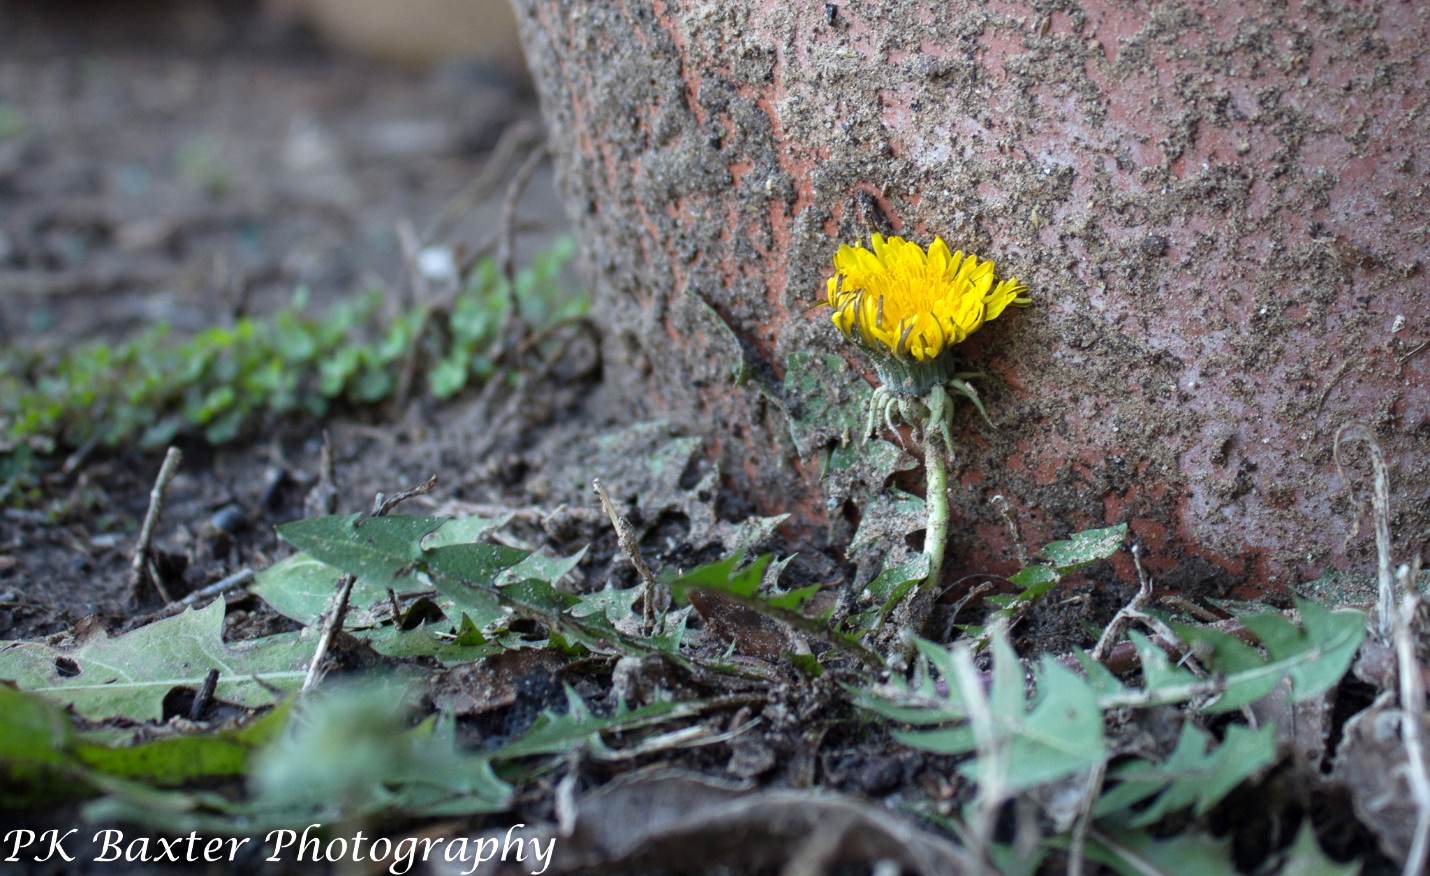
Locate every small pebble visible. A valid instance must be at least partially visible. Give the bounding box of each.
[209,504,248,536]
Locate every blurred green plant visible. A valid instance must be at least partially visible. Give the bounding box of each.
[0,236,585,498]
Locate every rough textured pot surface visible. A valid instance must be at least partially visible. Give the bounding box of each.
[513,0,1428,594]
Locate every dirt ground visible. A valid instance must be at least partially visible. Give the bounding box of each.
[0,0,588,640]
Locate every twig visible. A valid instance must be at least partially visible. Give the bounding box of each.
[498,144,549,299]
[177,567,255,606]
[387,587,403,626]
[300,573,355,693]
[1314,358,1353,415]
[188,668,220,722]
[422,119,542,245]
[1396,562,1430,876]
[301,475,440,692]
[1091,545,1154,662]
[990,494,1030,567]
[373,474,440,517]
[489,144,550,366]
[59,435,99,479]
[1159,594,1227,623]
[304,431,338,519]
[1067,760,1107,876]
[395,217,427,310]
[1335,423,1395,638]
[130,447,183,603]
[593,478,659,636]
[943,580,996,640]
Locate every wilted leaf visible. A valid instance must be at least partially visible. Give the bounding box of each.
[0,601,308,721]
[1333,703,1426,866]
[670,553,879,667]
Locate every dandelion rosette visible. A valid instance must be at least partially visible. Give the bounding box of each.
[826,234,1028,396]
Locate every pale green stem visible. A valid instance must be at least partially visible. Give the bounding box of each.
[922,423,950,593]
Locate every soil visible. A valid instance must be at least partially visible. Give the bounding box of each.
[0,0,575,640]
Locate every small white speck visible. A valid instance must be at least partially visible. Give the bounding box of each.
[1261,437,1270,444]
[1392,313,1406,333]
[1300,432,1309,440]
[1259,307,1268,315]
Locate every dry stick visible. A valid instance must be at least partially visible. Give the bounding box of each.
[498,144,550,300]
[1091,545,1154,663]
[177,567,255,606]
[1066,760,1108,876]
[387,587,404,626]
[395,217,427,310]
[1334,423,1395,638]
[593,478,659,636]
[1159,593,1226,623]
[59,435,99,479]
[487,144,551,368]
[188,668,220,722]
[301,476,440,692]
[1399,340,1428,364]
[1314,358,1353,416]
[304,431,338,520]
[1396,561,1430,876]
[393,218,437,411]
[422,119,542,245]
[130,447,183,603]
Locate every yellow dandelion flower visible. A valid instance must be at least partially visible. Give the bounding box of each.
[826,234,1029,364]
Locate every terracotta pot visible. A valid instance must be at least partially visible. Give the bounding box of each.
[514,0,1428,596]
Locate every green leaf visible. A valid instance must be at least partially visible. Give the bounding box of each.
[277,514,530,629]
[1086,821,1236,876]
[358,625,506,664]
[0,685,292,807]
[279,514,687,666]
[248,681,510,821]
[75,702,292,785]
[893,634,1107,792]
[1179,599,1365,713]
[1272,823,1361,876]
[1037,524,1128,573]
[491,687,702,761]
[252,552,362,627]
[670,553,882,667]
[1095,722,1277,825]
[0,601,309,721]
